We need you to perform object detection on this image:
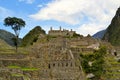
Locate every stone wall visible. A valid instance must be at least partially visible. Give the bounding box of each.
[48,60,76,69]
[0,60,30,67]
[0,54,28,60]
[0,35,99,80]
[48,27,75,37]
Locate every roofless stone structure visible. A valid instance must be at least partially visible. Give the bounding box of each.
[48,26,75,37]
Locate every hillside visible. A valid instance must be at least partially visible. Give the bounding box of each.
[93,30,106,39]
[0,39,11,48]
[0,29,15,46]
[0,26,120,80]
[0,29,21,46]
[103,7,120,46]
[0,39,15,54]
[21,26,46,47]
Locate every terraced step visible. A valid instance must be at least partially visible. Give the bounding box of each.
[104,54,120,80]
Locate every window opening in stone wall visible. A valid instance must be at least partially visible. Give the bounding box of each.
[62,63,64,67]
[53,63,55,67]
[66,63,68,67]
[48,64,50,69]
[114,52,117,56]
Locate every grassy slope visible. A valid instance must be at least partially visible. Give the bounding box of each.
[0,29,21,46]
[0,39,29,54]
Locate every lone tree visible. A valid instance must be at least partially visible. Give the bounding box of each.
[4,17,25,52]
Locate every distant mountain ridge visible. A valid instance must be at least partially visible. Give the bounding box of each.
[103,7,120,46]
[0,29,22,46]
[0,29,19,46]
[0,39,12,48]
[93,30,106,39]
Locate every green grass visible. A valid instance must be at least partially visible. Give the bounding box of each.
[0,48,15,54]
[7,65,21,69]
[21,67,39,71]
[11,73,31,80]
[11,73,23,77]
[103,53,120,79]
[7,65,39,71]
[0,38,30,54]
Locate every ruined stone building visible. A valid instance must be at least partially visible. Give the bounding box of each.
[48,27,75,37]
[30,37,85,80]
[0,28,100,80]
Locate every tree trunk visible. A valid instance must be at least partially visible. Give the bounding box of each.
[15,36,18,53]
[16,36,18,53]
[16,42,18,53]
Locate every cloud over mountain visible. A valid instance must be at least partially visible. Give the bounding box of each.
[29,0,120,36]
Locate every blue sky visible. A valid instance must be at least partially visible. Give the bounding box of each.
[0,0,120,38]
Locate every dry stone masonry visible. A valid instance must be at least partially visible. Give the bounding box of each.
[1,27,117,80]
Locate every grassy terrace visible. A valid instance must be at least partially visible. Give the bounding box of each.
[7,65,39,71]
[0,47,29,54]
[11,74,31,80]
[104,53,120,80]
[7,65,39,80]
[7,65,21,69]
[0,39,30,54]
[11,73,23,77]
[21,67,39,71]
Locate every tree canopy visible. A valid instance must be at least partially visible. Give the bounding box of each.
[4,17,25,37]
[4,17,25,52]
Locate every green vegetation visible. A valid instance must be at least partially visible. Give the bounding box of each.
[103,8,120,46]
[0,14,119,80]
[11,73,23,77]
[21,67,38,71]
[4,17,25,52]
[0,39,17,54]
[7,65,39,71]
[72,32,83,38]
[21,26,46,47]
[7,65,21,69]
[0,29,22,46]
[103,51,120,80]
[0,39,11,48]
[80,46,107,79]
[11,73,30,80]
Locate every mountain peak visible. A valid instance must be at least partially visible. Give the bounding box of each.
[103,7,120,46]
[115,7,120,17]
[21,26,46,47]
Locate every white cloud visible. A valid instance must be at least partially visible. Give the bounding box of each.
[76,23,107,36]
[18,0,35,4]
[29,0,120,36]
[0,7,13,22]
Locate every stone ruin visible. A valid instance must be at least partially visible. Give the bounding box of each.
[48,27,75,37]
[0,28,101,80]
